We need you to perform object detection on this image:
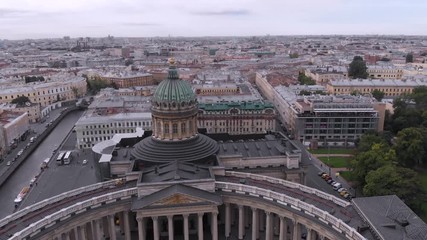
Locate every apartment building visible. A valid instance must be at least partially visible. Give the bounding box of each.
[0,75,87,107]
[0,110,29,154]
[288,95,385,145]
[198,101,276,135]
[0,102,41,123]
[367,65,403,79]
[327,78,427,97]
[304,66,348,85]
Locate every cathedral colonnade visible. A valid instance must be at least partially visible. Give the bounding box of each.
[40,202,334,240]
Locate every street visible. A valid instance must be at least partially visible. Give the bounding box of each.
[0,109,83,219]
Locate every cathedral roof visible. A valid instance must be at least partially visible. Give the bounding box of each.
[152,58,195,105]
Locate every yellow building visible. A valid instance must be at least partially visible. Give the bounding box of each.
[0,76,87,107]
[367,65,403,79]
[327,78,427,97]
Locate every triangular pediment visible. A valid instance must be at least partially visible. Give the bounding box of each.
[150,193,205,207]
[131,184,222,211]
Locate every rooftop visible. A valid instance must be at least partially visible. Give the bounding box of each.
[353,195,427,240]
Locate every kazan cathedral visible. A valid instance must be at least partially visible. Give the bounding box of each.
[2,59,426,240]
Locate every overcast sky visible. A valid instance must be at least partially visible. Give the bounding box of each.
[0,0,426,39]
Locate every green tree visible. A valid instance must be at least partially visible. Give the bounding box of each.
[11,95,31,105]
[372,89,385,101]
[393,127,427,167]
[363,165,421,209]
[348,56,368,79]
[356,132,389,152]
[406,53,414,63]
[352,143,396,185]
[289,53,299,58]
[297,72,316,85]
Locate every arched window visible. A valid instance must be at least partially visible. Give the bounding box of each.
[164,124,169,134]
[181,123,186,134]
[172,124,178,134]
[157,122,161,134]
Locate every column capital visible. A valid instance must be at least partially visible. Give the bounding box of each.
[225,202,230,207]
[167,215,174,219]
[265,211,272,216]
[136,217,143,222]
[183,214,189,218]
[152,216,159,221]
[251,207,258,212]
[198,212,204,218]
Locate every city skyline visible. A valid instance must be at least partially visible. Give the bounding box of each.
[0,0,427,40]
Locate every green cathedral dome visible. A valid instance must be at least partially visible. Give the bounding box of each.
[152,62,195,106]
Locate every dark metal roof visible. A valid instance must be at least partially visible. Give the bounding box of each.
[141,161,212,183]
[131,184,222,210]
[353,195,427,240]
[131,134,218,163]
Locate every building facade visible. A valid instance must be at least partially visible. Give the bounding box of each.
[0,110,29,154]
[100,74,154,88]
[367,65,403,79]
[327,78,427,97]
[198,101,276,135]
[288,95,385,145]
[0,76,87,107]
[0,102,41,123]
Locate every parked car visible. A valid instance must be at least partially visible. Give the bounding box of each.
[340,191,349,197]
[344,193,352,200]
[325,176,332,181]
[321,173,329,179]
[327,179,334,184]
[82,159,88,165]
[337,188,347,193]
[332,183,342,190]
[6,161,11,166]
[318,171,326,176]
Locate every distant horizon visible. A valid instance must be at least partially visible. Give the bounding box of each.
[2,33,427,41]
[0,0,426,40]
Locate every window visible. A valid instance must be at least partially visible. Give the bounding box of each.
[164,124,169,134]
[173,124,178,134]
[181,123,186,134]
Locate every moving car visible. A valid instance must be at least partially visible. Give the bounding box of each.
[82,159,88,165]
[6,161,11,166]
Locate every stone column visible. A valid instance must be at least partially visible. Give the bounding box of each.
[90,220,97,240]
[265,212,272,240]
[167,215,174,240]
[108,215,117,240]
[251,208,258,240]
[80,225,87,240]
[73,227,79,240]
[65,232,70,240]
[211,212,218,240]
[279,216,287,240]
[292,220,299,240]
[225,203,231,237]
[137,217,146,240]
[197,213,204,240]
[123,211,131,240]
[153,216,159,240]
[238,205,244,239]
[307,227,312,240]
[183,214,189,240]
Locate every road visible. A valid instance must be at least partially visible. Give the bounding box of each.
[0,110,83,219]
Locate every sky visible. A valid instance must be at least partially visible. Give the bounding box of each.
[0,0,426,39]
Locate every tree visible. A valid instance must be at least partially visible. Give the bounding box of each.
[352,143,396,185]
[348,56,368,79]
[11,96,31,105]
[297,72,316,85]
[372,89,385,101]
[356,132,389,152]
[363,165,421,209]
[393,127,427,167]
[406,53,414,63]
[289,53,299,58]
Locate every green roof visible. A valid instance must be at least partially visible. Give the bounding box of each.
[153,65,195,104]
[199,101,274,111]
